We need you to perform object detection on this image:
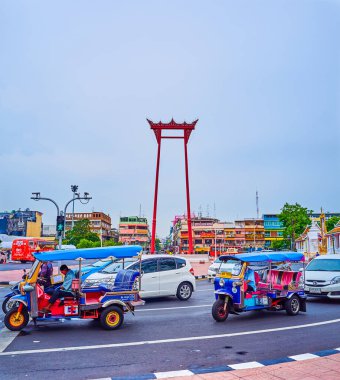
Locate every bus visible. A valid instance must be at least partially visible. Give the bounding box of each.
[11,238,56,262]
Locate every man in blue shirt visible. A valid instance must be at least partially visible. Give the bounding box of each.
[244,266,256,292]
[40,264,76,314]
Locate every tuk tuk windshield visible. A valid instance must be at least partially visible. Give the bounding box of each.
[219,259,241,276]
[28,260,40,279]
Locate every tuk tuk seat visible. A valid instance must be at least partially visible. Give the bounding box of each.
[258,270,302,290]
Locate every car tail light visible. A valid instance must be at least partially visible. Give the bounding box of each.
[190,267,195,276]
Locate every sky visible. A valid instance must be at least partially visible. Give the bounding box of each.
[0,0,339,238]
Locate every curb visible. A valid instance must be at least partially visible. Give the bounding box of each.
[92,348,340,379]
[0,281,17,286]
[194,275,207,280]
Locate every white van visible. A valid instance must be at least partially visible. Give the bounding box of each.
[304,254,340,299]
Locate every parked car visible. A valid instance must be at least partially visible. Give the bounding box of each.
[84,254,196,300]
[208,257,235,282]
[304,254,340,299]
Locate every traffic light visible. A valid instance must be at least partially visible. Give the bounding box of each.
[56,215,65,236]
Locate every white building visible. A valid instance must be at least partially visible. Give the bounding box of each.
[326,221,340,254]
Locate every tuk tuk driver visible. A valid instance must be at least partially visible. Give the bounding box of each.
[244,265,256,292]
[40,264,75,314]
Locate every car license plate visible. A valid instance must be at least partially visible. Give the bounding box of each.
[309,287,321,294]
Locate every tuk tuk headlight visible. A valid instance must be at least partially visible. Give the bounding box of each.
[219,279,225,287]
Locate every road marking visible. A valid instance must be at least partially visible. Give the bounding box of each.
[155,369,193,378]
[1,317,340,357]
[0,328,19,353]
[196,289,212,292]
[229,361,264,370]
[137,304,211,312]
[289,353,319,361]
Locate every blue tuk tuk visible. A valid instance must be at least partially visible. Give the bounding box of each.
[4,245,144,331]
[212,252,306,321]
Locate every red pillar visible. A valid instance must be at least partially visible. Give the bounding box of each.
[150,136,161,253]
[184,138,193,254]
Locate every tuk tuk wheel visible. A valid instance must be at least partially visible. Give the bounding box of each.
[4,306,29,331]
[285,295,300,316]
[212,299,229,322]
[100,306,124,330]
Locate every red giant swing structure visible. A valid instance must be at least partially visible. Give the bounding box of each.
[147,119,198,254]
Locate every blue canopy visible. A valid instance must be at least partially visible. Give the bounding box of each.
[219,251,305,263]
[33,245,143,261]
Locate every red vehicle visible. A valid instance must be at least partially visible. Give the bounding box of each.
[11,239,56,262]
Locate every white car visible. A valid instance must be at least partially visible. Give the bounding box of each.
[208,257,235,281]
[84,254,196,300]
[304,254,340,299]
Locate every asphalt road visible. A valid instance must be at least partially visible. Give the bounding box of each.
[1,281,340,380]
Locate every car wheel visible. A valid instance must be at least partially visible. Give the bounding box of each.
[212,299,229,322]
[100,305,124,330]
[176,282,193,301]
[285,295,300,316]
[4,306,29,331]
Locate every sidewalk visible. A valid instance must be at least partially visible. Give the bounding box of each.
[160,352,340,379]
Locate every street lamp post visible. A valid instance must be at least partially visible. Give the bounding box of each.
[31,191,92,249]
[71,185,79,229]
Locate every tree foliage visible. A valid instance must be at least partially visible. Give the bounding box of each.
[155,238,161,251]
[326,216,340,232]
[102,240,123,247]
[278,203,313,250]
[64,219,100,246]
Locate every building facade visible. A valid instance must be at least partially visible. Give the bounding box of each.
[326,221,340,254]
[0,209,43,237]
[172,216,266,254]
[65,212,112,240]
[263,214,284,248]
[118,216,149,248]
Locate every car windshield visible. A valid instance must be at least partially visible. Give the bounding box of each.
[306,259,340,272]
[100,259,136,274]
[90,259,110,268]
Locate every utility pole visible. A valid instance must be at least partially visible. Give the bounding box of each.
[31,191,92,249]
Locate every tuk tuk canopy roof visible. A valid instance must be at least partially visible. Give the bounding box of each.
[219,251,305,263]
[33,245,143,261]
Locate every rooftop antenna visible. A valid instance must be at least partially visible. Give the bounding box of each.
[214,202,216,218]
[206,204,210,218]
[256,190,259,219]
[198,205,202,218]
[139,204,142,218]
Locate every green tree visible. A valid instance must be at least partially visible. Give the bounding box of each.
[64,219,100,246]
[270,239,290,251]
[278,203,313,250]
[155,238,161,251]
[102,240,123,247]
[326,216,340,232]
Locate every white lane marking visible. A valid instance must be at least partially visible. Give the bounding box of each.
[229,361,264,370]
[335,347,340,351]
[0,328,19,353]
[155,370,194,378]
[289,353,319,361]
[1,317,340,357]
[196,289,212,292]
[137,304,211,312]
